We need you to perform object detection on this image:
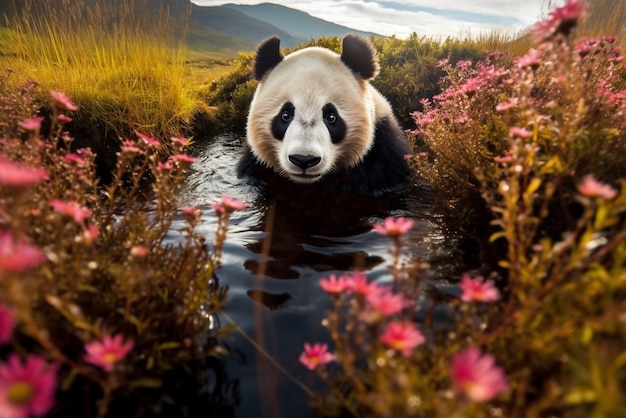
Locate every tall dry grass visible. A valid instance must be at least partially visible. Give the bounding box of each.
[5,0,203,139]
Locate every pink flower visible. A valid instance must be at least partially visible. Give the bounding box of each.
[0,231,47,273]
[0,354,58,418]
[450,347,508,402]
[61,153,87,165]
[220,195,248,212]
[57,114,72,124]
[130,245,149,257]
[157,160,174,172]
[345,271,378,296]
[84,334,134,372]
[171,154,196,164]
[120,140,142,154]
[495,98,519,112]
[458,274,500,302]
[181,206,200,216]
[0,305,14,345]
[379,321,425,357]
[299,343,334,370]
[516,48,542,69]
[50,90,78,111]
[211,203,225,214]
[0,156,49,187]
[373,217,414,237]
[170,137,189,146]
[18,117,44,132]
[578,175,617,200]
[365,288,407,317]
[136,132,160,147]
[49,199,92,224]
[494,154,513,164]
[534,0,586,40]
[509,127,532,138]
[319,274,349,294]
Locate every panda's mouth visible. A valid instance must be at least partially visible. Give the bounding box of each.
[290,172,322,182]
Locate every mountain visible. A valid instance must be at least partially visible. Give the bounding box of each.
[222,3,382,46]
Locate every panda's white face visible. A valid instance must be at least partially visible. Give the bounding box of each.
[247,47,376,183]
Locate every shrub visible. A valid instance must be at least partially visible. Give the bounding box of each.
[0,71,245,416]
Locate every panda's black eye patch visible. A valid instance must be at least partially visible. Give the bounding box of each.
[272,102,294,140]
[322,103,346,144]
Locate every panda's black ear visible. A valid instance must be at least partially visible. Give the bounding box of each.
[340,34,379,80]
[253,36,283,81]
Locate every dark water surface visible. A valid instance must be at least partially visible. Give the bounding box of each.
[169,134,473,417]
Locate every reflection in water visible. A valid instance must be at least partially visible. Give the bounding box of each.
[174,134,475,418]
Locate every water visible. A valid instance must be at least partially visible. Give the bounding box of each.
[172,133,474,417]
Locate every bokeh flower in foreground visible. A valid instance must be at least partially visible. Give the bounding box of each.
[450,347,508,402]
[578,175,617,200]
[534,0,586,40]
[220,195,248,212]
[365,288,408,317]
[49,199,92,225]
[373,217,414,238]
[299,343,335,370]
[458,274,500,302]
[0,305,14,345]
[0,354,58,418]
[0,231,47,274]
[84,334,134,372]
[319,274,349,294]
[0,156,49,187]
[379,321,425,357]
[50,90,78,111]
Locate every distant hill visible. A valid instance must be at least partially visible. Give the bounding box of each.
[223,3,382,46]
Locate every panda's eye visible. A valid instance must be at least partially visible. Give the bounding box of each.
[281,110,292,122]
[325,112,337,124]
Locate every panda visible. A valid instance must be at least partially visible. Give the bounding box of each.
[237,34,411,198]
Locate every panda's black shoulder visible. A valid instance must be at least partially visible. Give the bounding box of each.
[336,116,411,196]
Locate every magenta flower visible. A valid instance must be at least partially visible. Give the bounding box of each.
[450,347,508,402]
[346,271,378,296]
[578,175,618,200]
[18,117,44,132]
[49,199,92,225]
[50,90,78,111]
[211,203,225,214]
[84,333,134,372]
[171,154,196,164]
[0,231,47,274]
[534,0,586,40]
[299,343,335,370]
[379,321,425,357]
[0,305,14,345]
[0,354,58,418]
[458,274,500,302]
[120,140,142,154]
[365,288,407,317]
[319,274,349,294]
[136,132,160,147]
[0,157,49,187]
[220,195,248,212]
[516,48,542,69]
[373,217,414,238]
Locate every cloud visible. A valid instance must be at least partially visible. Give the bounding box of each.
[190,0,551,38]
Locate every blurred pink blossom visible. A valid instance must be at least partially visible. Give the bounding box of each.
[136,132,160,147]
[0,231,47,273]
[171,154,196,164]
[459,274,500,302]
[220,195,248,212]
[450,347,508,402]
[373,217,414,238]
[49,199,92,225]
[50,90,78,111]
[534,0,586,40]
[84,334,134,372]
[319,274,349,294]
[578,175,617,200]
[18,117,44,132]
[345,271,378,296]
[0,156,49,187]
[379,321,425,357]
[365,288,407,317]
[0,354,58,417]
[299,343,334,370]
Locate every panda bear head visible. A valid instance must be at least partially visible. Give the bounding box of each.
[246,35,381,184]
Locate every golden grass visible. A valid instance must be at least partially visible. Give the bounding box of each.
[5,0,206,139]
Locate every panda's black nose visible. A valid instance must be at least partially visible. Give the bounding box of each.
[289,154,321,170]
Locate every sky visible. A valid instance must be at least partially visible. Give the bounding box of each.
[189,0,562,39]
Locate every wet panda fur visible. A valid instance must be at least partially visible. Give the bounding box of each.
[237,34,411,198]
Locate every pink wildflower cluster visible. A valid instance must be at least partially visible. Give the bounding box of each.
[373,217,414,238]
[533,0,586,40]
[578,175,618,200]
[0,231,47,274]
[211,195,248,214]
[0,156,49,188]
